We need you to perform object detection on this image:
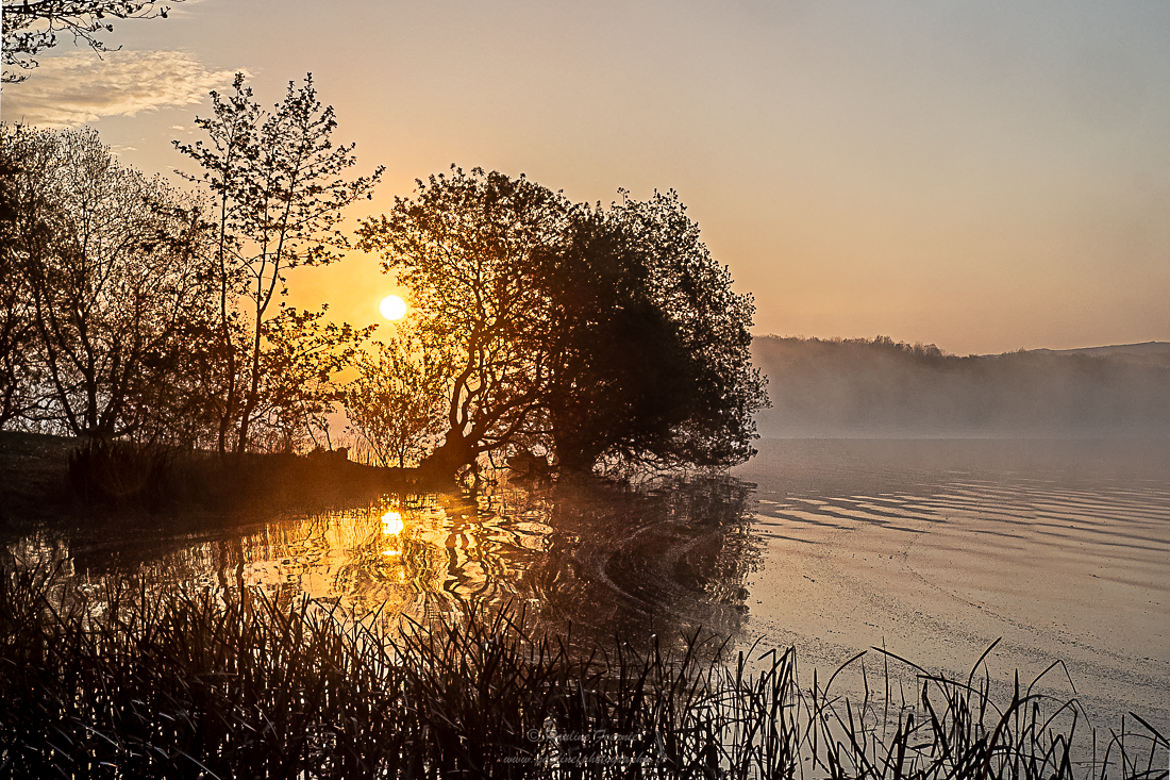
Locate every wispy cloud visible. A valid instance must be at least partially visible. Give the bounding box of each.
[2,50,240,128]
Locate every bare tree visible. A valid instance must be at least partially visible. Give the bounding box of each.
[1,124,211,439]
[175,73,382,453]
[0,145,39,426]
[344,331,448,468]
[2,0,183,82]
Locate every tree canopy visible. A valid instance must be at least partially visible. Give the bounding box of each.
[2,0,183,82]
[0,124,210,439]
[0,74,380,453]
[175,72,382,453]
[1,80,766,479]
[357,167,767,478]
[357,168,571,476]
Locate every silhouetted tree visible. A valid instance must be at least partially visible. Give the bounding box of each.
[175,73,382,453]
[0,124,212,440]
[356,167,570,478]
[249,305,372,452]
[591,191,767,470]
[536,208,699,471]
[0,144,40,426]
[358,168,767,478]
[344,331,448,468]
[2,0,183,82]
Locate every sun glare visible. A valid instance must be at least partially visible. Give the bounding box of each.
[382,510,404,536]
[379,294,407,321]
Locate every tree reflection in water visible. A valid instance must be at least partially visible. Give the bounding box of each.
[4,476,762,648]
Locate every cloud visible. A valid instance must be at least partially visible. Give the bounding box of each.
[2,50,240,128]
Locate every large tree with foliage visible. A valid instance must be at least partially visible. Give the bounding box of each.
[594,191,767,469]
[356,167,571,477]
[536,205,704,472]
[175,73,382,453]
[357,168,766,478]
[2,0,183,82]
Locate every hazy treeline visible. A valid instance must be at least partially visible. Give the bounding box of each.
[753,336,1170,438]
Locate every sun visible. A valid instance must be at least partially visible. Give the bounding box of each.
[379,294,407,321]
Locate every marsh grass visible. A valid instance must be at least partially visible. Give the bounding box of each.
[0,566,1165,778]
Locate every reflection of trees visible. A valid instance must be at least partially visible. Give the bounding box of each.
[514,476,761,645]
[7,476,761,645]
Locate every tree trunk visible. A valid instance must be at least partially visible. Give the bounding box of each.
[418,428,477,481]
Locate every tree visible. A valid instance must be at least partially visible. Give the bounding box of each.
[356,167,571,478]
[248,305,373,453]
[2,0,183,82]
[0,124,213,440]
[175,73,383,453]
[357,168,767,478]
[0,143,40,426]
[343,332,448,468]
[592,191,767,469]
[536,207,701,471]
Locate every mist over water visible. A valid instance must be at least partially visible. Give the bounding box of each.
[753,337,1170,438]
[736,439,1170,732]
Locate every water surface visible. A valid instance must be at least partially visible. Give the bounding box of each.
[736,438,1170,735]
[6,438,1168,732]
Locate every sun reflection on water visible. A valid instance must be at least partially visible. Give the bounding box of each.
[381,510,404,536]
[6,478,760,645]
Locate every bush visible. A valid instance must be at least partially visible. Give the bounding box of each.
[67,439,176,509]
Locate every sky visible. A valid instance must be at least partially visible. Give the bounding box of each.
[3,0,1169,355]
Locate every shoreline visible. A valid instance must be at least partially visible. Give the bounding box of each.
[0,430,438,533]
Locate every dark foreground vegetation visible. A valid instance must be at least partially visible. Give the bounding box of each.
[0,567,1164,779]
[0,431,409,529]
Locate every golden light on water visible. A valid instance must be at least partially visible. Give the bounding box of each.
[382,509,404,536]
[379,294,407,321]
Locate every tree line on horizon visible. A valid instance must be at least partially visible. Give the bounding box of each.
[752,335,1170,438]
[0,74,766,480]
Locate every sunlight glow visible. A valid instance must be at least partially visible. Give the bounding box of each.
[379,294,407,321]
[382,510,404,536]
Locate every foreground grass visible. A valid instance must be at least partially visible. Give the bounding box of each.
[0,568,1165,779]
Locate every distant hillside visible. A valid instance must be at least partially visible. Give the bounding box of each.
[1028,341,1170,369]
[752,336,1170,438]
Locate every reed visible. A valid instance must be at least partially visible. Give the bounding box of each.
[0,566,1164,778]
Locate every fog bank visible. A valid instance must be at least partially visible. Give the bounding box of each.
[752,337,1170,438]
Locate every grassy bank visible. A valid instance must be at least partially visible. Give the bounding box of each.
[0,567,1164,779]
[0,431,422,528]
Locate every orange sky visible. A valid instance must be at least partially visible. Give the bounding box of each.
[4,1,1169,355]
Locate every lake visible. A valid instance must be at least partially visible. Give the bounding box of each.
[6,438,1168,735]
[736,438,1170,738]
